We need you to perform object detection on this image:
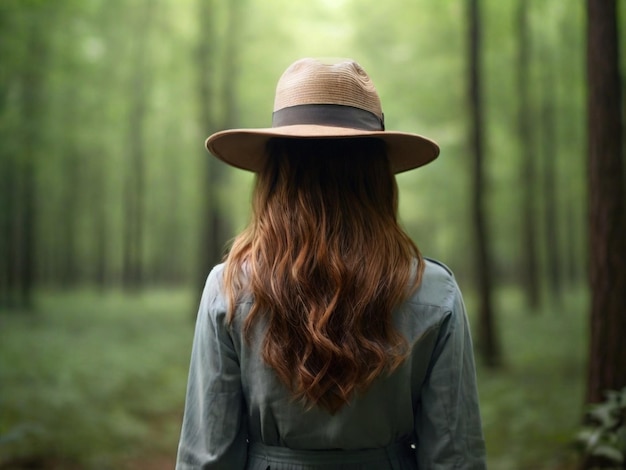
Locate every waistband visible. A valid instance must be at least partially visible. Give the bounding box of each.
[249,437,415,467]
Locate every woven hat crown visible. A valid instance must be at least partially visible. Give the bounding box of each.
[273,58,383,119]
[205,57,439,174]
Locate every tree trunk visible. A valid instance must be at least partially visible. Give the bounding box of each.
[195,0,239,300]
[0,156,18,309]
[222,0,241,129]
[563,195,580,287]
[540,47,562,304]
[516,0,540,311]
[60,143,80,288]
[585,0,626,405]
[14,6,48,310]
[122,0,153,291]
[468,0,501,367]
[93,159,108,291]
[196,0,219,297]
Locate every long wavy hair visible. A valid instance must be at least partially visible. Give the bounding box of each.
[223,138,424,413]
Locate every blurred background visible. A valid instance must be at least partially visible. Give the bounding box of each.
[1,0,624,468]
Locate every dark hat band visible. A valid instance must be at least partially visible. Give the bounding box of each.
[272,104,385,131]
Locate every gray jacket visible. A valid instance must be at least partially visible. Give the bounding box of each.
[176,259,486,469]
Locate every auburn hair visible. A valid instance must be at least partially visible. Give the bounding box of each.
[223,138,424,413]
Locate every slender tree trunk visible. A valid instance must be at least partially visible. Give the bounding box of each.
[468,0,500,367]
[20,148,36,309]
[94,163,108,290]
[540,47,562,304]
[195,0,239,301]
[15,7,48,309]
[563,195,580,286]
[56,48,81,288]
[1,157,18,309]
[0,6,10,309]
[557,15,585,290]
[60,146,80,288]
[0,0,7,309]
[585,0,626,408]
[196,0,219,298]
[89,0,119,291]
[122,0,153,290]
[516,0,540,310]
[222,0,241,129]
[0,157,9,308]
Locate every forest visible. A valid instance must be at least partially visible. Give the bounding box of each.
[0,0,625,468]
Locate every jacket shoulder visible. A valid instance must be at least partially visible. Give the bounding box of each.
[409,258,458,309]
[423,257,454,277]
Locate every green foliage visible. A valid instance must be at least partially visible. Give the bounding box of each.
[0,289,194,468]
[576,387,626,469]
[469,284,587,469]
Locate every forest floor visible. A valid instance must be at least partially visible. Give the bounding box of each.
[122,455,175,470]
[0,285,587,469]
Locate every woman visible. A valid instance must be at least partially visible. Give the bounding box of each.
[176,58,486,469]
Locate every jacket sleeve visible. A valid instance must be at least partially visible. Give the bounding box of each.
[414,282,486,469]
[176,268,247,470]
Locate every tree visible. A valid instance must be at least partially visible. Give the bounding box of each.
[194,0,242,299]
[467,0,501,367]
[0,2,51,309]
[585,0,626,406]
[539,34,562,303]
[516,0,540,310]
[122,0,155,290]
[58,51,82,288]
[195,0,222,298]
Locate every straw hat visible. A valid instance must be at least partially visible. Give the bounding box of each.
[206,58,439,173]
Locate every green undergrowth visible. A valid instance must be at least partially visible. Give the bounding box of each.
[0,288,196,468]
[469,286,588,469]
[0,285,588,469]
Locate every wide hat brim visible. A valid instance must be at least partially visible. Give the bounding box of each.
[206,124,440,174]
